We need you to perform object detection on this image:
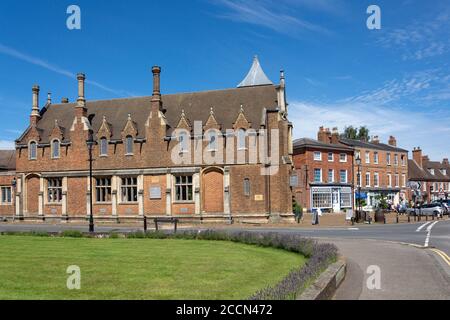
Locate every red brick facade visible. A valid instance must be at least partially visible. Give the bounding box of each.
[6,60,295,223]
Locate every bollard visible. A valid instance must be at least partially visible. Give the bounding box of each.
[396,215,399,224]
[426,215,428,221]
[143,216,147,232]
[408,214,410,223]
[432,214,434,221]
[384,216,386,224]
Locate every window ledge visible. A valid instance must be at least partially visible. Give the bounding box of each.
[173,201,195,204]
[118,202,138,205]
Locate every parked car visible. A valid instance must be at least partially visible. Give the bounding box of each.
[406,203,444,216]
[435,201,449,215]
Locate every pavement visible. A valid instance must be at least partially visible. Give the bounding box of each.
[1,219,449,300]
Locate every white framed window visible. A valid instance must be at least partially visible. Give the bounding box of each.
[237,129,246,150]
[386,153,391,165]
[394,154,399,166]
[374,172,379,187]
[96,177,112,203]
[429,168,435,175]
[374,152,379,164]
[395,174,399,187]
[328,152,334,162]
[1,186,12,204]
[47,178,62,203]
[401,155,406,166]
[328,169,334,183]
[339,153,347,162]
[313,152,322,161]
[314,169,322,183]
[365,172,371,187]
[100,138,108,156]
[125,136,134,155]
[29,141,37,160]
[365,151,370,164]
[178,131,189,153]
[340,170,347,183]
[51,139,60,159]
[402,174,406,188]
[175,175,193,202]
[121,177,137,203]
[355,150,361,161]
[387,174,392,187]
[440,169,447,176]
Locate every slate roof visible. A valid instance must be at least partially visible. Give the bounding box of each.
[16,85,279,144]
[293,138,354,152]
[408,159,450,182]
[339,138,408,153]
[0,150,15,171]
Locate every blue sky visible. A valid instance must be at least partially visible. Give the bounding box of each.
[0,0,449,160]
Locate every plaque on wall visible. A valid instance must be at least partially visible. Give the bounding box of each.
[254,195,264,201]
[150,186,162,199]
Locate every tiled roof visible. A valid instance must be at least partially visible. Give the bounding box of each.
[408,159,450,182]
[293,138,354,152]
[339,138,408,153]
[17,85,278,144]
[0,150,15,171]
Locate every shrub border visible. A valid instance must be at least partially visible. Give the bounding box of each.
[0,229,338,300]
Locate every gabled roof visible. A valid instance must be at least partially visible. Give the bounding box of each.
[423,159,450,181]
[408,159,450,182]
[16,85,279,144]
[293,138,354,152]
[238,56,273,88]
[340,138,408,153]
[0,150,15,171]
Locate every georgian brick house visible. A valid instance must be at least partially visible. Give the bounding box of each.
[10,57,295,223]
[408,147,450,202]
[293,128,354,213]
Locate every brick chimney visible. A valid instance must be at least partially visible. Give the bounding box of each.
[372,135,380,144]
[151,66,162,111]
[75,73,87,118]
[317,126,331,143]
[61,98,69,103]
[412,147,423,168]
[388,135,397,146]
[30,85,41,126]
[443,158,449,166]
[331,127,339,144]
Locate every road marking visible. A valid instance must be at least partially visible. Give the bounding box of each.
[424,221,438,247]
[347,228,359,231]
[430,248,450,266]
[416,221,431,232]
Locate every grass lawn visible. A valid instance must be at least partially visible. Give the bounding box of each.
[0,235,306,300]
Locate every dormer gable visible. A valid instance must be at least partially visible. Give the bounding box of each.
[204,107,221,131]
[175,109,192,131]
[97,115,113,140]
[121,113,138,139]
[232,105,251,130]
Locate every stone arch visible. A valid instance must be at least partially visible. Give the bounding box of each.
[201,167,224,214]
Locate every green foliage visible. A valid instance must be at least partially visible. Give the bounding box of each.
[341,125,370,141]
[60,230,84,238]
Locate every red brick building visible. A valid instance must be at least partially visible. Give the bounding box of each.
[408,147,450,202]
[293,127,354,213]
[0,150,16,218]
[7,57,295,223]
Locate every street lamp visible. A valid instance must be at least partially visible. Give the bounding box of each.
[86,132,95,233]
[356,156,362,221]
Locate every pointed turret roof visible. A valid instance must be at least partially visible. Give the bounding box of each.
[238,56,273,88]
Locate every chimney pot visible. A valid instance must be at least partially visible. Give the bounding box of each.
[152,66,161,98]
[77,73,86,103]
[61,98,69,103]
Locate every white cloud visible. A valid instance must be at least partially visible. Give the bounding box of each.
[289,100,450,160]
[0,140,15,150]
[213,0,330,37]
[0,43,130,97]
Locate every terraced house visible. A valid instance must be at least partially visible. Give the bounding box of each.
[8,58,295,223]
[340,135,409,209]
[408,147,450,202]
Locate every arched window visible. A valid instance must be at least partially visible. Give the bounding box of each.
[178,131,189,153]
[100,138,108,156]
[207,130,218,151]
[29,141,37,160]
[51,139,60,159]
[125,136,133,155]
[237,129,246,150]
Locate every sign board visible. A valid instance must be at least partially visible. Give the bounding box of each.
[149,187,162,199]
[407,181,421,190]
[254,195,264,201]
[290,175,298,187]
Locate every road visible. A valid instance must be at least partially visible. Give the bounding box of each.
[1,219,449,300]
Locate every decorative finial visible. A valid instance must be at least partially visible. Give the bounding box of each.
[103,115,106,122]
[47,92,52,104]
[240,104,244,113]
[181,109,185,117]
[54,119,58,127]
[127,113,131,121]
[210,107,214,115]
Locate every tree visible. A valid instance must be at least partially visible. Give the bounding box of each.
[341,126,358,139]
[358,126,370,142]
